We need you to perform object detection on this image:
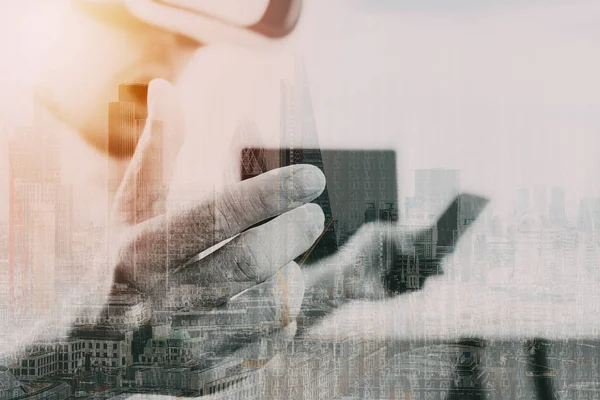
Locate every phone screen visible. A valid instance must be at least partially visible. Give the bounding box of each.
[241,148,399,265]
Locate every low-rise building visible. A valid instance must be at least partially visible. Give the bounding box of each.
[9,344,58,380]
[139,330,205,366]
[0,366,26,399]
[72,327,134,384]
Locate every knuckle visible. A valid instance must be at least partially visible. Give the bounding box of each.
[253,183,276,216]
[238,232,271,281]
[181,201,226,248]
[215,193,239,236]
[186,205,213,241]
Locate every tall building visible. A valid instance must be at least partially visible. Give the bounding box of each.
[239,121,268,182]
[514,188,530,217]
[437,197,460,249]
[134,119,165,223]
[549,187,566,227]
[107,83,150,206]
[28,201,57,315]
[278,61,400,264]
[0,260,9,323]
[118,83,148,121]
[107,101,136,198]
[7,121,72,315]
[107,84,165,283]
[578,197,600,233]
[414,168,460,220]
[412,169,464,256]
[278,61,336,264]
[532,184,548,218]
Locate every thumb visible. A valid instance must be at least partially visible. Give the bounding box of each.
[110,78,186,227]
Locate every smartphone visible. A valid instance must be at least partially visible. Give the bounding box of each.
[241,148,399,265]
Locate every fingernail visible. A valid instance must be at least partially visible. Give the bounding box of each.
[284,165,326,202]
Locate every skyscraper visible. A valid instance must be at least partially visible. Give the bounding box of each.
[107,83,150,209]
[533,184,548,218]
[239,121,268,181]
[107,83,165,283]
[118,83,148,121]
[119,83,149,153]
[515,188,530,217]
[414,168,461,220]
[28,201,56,315]
[7,124,68,314]
[135,119,165,223]
[549,187,566,227]
[108,101,136,200]
[578,197,600,233]
[279,60,337,264]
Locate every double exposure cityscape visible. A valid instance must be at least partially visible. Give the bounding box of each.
[2,63,600,400]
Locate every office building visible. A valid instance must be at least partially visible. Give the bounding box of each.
[414,168,460,220]
[7,124,72,315]
[549,186,566,227]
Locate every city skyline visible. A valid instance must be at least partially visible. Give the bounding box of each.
[1,72,600,400]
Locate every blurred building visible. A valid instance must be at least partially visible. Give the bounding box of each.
[71,327,134,387]
[533,184,548,219]
[0,365,26,399]
[139,330,205,367]
[515,188,531,218]
[9,343,58,380]
[7,124,72,316]
[549,187,566,227]
[67,285,151,328]
[0,260,9,318]
[578,198,600,233]
[414,168,460,221]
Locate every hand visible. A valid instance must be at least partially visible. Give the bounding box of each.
[107,79,325,334]
[308,196,600,342]
[304,194,498,340]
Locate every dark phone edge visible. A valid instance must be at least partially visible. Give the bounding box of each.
[249,0,303,38]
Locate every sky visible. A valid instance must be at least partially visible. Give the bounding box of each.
[171,0,600,220]
[3,0,600,222]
